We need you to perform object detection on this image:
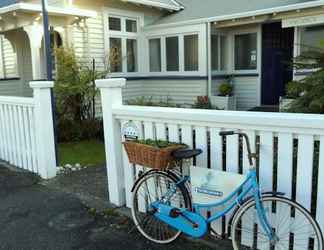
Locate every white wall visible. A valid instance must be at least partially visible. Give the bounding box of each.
[127,79,207,104]
[211,76,259,110]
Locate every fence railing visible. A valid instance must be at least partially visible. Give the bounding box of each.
[97,78,324,237]
[0,81,56,179]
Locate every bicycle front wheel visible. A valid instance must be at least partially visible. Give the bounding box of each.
[231,196,323,250]
[131,171,191,244]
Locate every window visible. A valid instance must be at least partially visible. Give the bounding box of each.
[109,17,121,31]
[107,14,138,73]
[211,34,219,70]
[127,39,137,72]
[211,34,227,71]
[149,38,161,72]
[184,34,198,71]
[235,33,257,70]
[220,36,227,70]
[109,38,122,72]
[148,33,200,73]
[300,25,324,53]
[126,19,137,32]
[166,36,179,71]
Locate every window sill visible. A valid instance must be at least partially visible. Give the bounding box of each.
[0,77,20,81]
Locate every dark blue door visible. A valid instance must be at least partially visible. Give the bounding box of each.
[261,23,294,105]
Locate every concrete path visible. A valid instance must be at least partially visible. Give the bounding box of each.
[0,164,232,250]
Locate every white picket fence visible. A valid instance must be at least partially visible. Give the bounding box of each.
[0,81,56,179]
[97,78,324,242]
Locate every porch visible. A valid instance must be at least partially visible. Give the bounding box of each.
[208,15,324,111]
[0,2,96,96]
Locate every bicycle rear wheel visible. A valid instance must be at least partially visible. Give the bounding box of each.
[131,171,191,244]
[231,196,323,250]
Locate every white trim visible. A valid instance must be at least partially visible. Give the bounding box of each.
[282,14,324,28]
[0,96,34,106]
[121,0,183,11]
[0,3,97,18]
[144,0,324,30]
[207,22,212,96]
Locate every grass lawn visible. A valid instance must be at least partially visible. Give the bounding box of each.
[58,140,106,166]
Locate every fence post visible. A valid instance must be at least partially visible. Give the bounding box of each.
[96,78,126,206]
[30,81,57,179]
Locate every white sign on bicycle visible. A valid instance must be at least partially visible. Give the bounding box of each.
[190,166,246,205]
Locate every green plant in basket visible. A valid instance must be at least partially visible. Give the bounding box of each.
[135,139,185,148]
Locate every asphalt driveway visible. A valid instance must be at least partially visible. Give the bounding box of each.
[0,164,232,250]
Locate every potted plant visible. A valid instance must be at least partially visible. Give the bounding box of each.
[209,82,237,110]
[123,139,186,170]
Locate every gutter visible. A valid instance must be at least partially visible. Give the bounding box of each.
[0,2,97,18]
[144,0,324,29]
[122,0,183,11]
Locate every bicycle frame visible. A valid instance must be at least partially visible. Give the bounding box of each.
[152,131,275,241]
[176,168,273,239]
[172,167,274,239]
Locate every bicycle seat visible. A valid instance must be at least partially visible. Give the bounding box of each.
[172,148,202,160]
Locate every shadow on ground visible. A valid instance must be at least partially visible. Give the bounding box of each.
[0,164,232,250]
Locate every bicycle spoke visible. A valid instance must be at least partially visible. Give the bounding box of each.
[232,197,322,250]
[131,172,189,244]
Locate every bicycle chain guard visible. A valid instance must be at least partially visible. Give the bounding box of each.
[151,202,208,238]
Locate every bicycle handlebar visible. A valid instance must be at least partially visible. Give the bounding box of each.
[219,131,256,167]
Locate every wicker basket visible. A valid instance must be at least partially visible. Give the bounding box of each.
[123,141,185,170]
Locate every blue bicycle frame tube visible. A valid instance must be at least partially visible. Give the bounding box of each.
[172,168,274,239]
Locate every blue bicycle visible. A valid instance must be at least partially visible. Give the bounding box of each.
[131,131,323,249]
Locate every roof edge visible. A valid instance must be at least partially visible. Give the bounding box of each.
[145,0,324,29]
[0,2,97,18]
[122,0,183,11]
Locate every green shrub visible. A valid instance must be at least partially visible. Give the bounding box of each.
[127,96,176,107]
[54,47,106,142]
[218,82,233,96]
[135,139,185,148]
[287,48,324,113]
[286,81,304,99]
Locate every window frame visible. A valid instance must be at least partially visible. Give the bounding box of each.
[104,8,143,76]
[210,32,228,75]
[231,29,260,75]
[233,32,258,72]
[147,32,201,75]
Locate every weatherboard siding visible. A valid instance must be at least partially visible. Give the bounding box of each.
[233,76,259,110]
[0,36,19,79]
[211,76,259,110]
